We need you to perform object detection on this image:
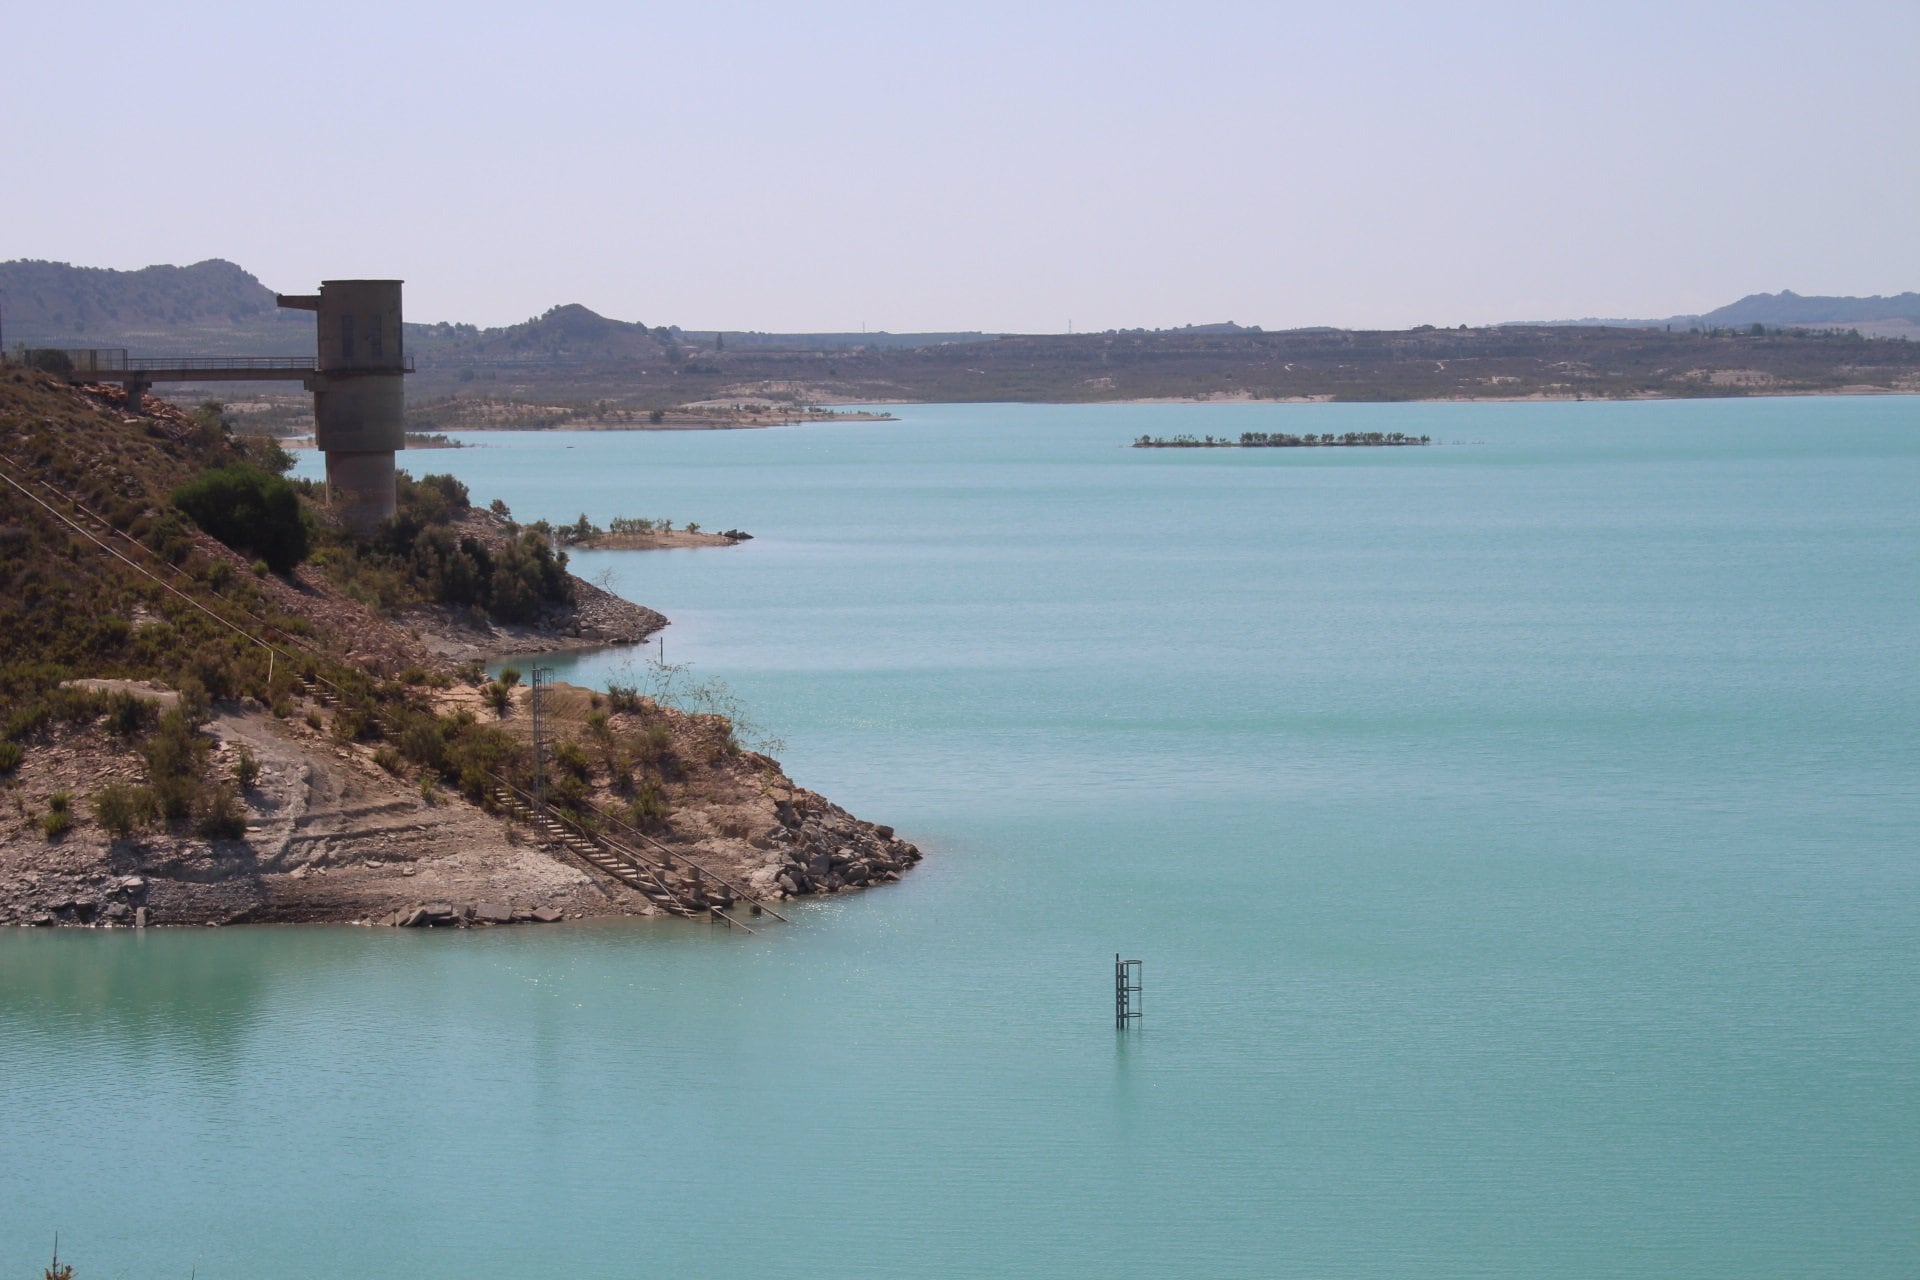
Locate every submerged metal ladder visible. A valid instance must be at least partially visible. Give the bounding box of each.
[1115,954,1143,1028]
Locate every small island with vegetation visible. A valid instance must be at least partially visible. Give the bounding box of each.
[546,512,752,551]
[1133,431,1432,448]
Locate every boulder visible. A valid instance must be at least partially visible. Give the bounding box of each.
[530,906,564,923]
[474,902,513,924]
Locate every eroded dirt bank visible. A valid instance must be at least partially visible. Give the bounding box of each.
[1,682,921,928]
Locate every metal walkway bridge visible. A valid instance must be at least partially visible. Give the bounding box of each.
[19,348,411,405]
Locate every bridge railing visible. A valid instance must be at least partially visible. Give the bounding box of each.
[1,347,131,371]
[5,349,413,375]
[114,355,321,371]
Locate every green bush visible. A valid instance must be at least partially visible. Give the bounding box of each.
[630,778,670,829]
[553,739,592,780]
[105,691,155,737]
[194,784,246,839]
[93,783,156,838]
[0,741,21,774]
[172,464,310,574]
[42,791,73,839]
[446,723,521,801]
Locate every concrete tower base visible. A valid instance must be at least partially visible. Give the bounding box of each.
[325,450,399,533]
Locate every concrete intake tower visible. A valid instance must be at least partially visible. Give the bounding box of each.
[276,280,408,533]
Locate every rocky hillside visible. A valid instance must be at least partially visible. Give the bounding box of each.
[0,364,920,928]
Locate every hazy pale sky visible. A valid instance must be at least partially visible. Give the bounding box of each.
[5,0,1915,331]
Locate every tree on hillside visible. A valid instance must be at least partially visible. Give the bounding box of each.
[171,464,310,573]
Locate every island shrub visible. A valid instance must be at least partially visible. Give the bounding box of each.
[171,464,311,573]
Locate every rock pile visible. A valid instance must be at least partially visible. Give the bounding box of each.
[383,901,567,928]
[763,793,922,899]
[3,873,153,927]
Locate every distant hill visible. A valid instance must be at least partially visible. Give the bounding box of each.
[0,258,313,352]
[1696,290,1920,331]
[1513,290,1920,340]
[677,328,1001,352]
[410,303,665,361]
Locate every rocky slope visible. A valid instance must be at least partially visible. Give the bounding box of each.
[0,368,922,928]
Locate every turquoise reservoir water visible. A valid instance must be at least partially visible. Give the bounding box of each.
[5,399,1917,1276]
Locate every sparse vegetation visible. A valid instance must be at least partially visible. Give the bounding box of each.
[93,782,157,838]
[233,745,260,789]
[41,791,73,839]
[194,783,246,839]
[309,471,572,622]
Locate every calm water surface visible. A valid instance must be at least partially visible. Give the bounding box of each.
[5,399,1917,1276]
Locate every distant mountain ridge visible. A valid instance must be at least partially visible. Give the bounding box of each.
[1514,290,1920,338]
[1696,290,1920,328]
[0,258,310,352]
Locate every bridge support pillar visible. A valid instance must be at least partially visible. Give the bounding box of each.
[123,379,150,414]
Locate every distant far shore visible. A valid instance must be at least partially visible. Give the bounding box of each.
[816,385,1919,409]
